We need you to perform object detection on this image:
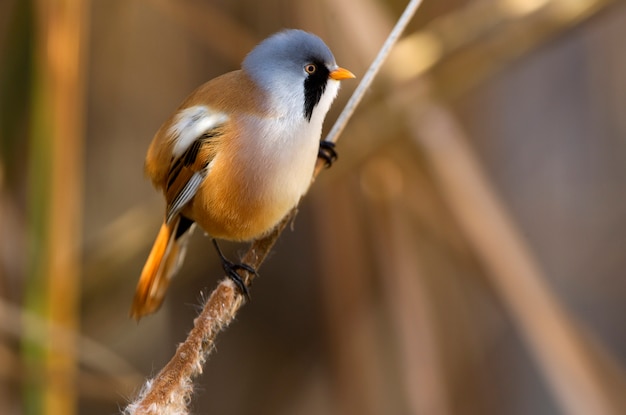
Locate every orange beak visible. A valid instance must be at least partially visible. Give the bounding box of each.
[329,67,356,81]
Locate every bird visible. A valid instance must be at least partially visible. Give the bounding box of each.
[130,29,355,320]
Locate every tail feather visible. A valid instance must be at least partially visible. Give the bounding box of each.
[130,217,190,320]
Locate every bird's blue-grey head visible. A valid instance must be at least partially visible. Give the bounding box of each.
[243,30,342,121]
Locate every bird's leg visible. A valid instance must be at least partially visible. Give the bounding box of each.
[318,140,338,168]
[212,239,256,299]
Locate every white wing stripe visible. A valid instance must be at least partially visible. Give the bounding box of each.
[166,171,205,224]
[170,106,228,158]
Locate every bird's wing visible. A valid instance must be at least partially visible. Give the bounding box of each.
[164,124,225,224]
[143,70,268,221]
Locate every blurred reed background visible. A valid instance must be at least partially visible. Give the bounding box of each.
[1,0,626,414]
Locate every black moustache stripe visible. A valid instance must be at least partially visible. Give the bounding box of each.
[303,60,330,121]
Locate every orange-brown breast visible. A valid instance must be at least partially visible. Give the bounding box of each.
[187,128,280,241]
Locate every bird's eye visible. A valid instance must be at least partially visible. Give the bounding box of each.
[304,64,317,74]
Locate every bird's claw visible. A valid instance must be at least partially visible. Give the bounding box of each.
[221,259,255,299]
[318,140,338,168]
[212,239,256,299]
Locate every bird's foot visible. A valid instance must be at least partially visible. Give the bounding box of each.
[212,239,256,299]
[318,140,338,168]
[221,259,255,299]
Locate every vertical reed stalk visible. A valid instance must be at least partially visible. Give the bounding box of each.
[24,0,87,413]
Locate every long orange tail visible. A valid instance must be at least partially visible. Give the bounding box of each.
[130,218,187,320]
